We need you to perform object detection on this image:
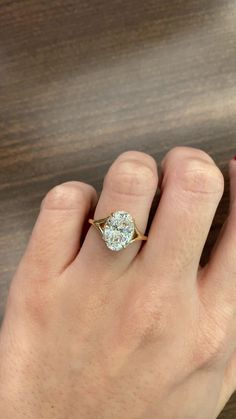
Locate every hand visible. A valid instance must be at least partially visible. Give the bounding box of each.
[0,147,235,419]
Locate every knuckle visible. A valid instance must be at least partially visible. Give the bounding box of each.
[42,182,94,210]
[165,147,215,165]
[105,156,157,196]
[9,278,53,328]
[118,150,157,167]
[175,159,224,197]
[23,290,48,326]
[193,324,228,369]
[120,286,168,346]
[191,298,230,369]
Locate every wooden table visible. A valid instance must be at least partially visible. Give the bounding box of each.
[0,1,236,417]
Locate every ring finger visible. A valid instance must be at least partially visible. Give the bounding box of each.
[77,151,158,275]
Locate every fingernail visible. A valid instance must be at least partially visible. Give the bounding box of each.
[234,156,236,161]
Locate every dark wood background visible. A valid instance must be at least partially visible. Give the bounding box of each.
[0,0,236,417]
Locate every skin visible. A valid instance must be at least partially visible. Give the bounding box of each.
[0,147,236,419]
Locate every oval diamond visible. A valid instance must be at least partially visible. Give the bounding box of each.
[103,211,135,251]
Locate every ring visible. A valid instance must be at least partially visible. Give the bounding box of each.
[89,210,148,251]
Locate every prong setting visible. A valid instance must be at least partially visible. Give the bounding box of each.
[89,211,147,251]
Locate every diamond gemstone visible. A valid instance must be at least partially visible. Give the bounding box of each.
[103,211,135,251]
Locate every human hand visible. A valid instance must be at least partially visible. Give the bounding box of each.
[0,147,235,419]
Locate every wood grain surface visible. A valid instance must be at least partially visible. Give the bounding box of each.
[0,0,236,417]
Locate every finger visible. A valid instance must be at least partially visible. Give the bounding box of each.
[142,147,224,284]
[18,181,97,278]
[79,151,158,274]
[203,158,236,297]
